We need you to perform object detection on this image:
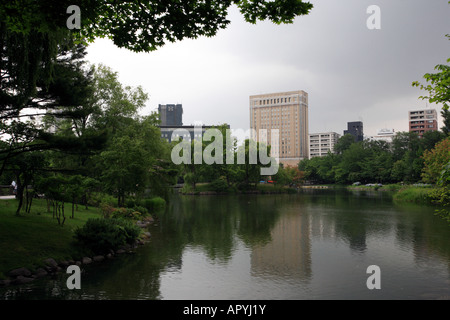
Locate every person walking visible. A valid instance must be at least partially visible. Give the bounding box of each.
[11,180,17,197]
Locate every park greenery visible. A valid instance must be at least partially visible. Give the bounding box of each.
[0,1,316,275]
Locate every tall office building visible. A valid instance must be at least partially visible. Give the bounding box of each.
[344,121,364,142]
[309,132,341,158]
[409,109,437,138]
[158,104,183,126]
[249,90,309,167]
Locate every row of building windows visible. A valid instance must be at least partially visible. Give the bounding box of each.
[254,96,296,106]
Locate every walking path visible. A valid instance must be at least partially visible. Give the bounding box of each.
[0,195,15,200]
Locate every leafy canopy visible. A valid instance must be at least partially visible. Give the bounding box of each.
[1,0,313,52]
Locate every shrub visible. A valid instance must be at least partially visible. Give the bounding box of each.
[111,207,139,220]
[100,203,115,218]
[74,218,141,254]
[87,192,116,207]
[143,197,166,212]
[210,177,229,193]
[133,205,149,216]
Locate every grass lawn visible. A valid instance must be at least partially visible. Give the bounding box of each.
[0,198,101,279]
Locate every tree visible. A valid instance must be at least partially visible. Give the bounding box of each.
[412,35,450,135]
[390,132,423,182]
[421,137,450,184]
[0,40,106,174]
[334,134,355,154]
[236,139,267,187]
[430,160,450,222]
[98,114,173,207]
[1,1,314,53]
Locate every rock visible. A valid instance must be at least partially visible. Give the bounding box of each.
[58,260,69,268]
[106,253,113,259]
[0,279,11,287]
[8,267,31,278]
[93,255,104,262]
[82,257,92,265]
[44,266,53,273]
[14,275,34,284]
[44,258,58,269]
[143,231,151,238]
[116,249,126,254]
[34,268,48,278]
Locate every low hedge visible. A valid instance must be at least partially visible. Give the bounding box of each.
[74,218,141,255]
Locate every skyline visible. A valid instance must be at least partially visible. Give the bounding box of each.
[86,0,450,138]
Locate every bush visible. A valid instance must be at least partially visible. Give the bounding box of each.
[74,218,141,254]
[100,203,115,218]
[88,192,116,207]
[210,177,229,193]
[143,197,166,212]
[133,205,149,216]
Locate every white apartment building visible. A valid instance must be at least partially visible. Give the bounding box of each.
[309,132,341,158]
[369,128,396,143]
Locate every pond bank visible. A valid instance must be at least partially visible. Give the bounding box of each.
[0,203,154,288]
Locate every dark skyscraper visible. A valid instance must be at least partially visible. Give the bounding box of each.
[344,121,364,142]
[158,104,183,126]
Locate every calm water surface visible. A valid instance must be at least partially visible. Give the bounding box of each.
[2,189,450,300]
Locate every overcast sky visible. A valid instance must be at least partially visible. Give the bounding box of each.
[86,0,450,139]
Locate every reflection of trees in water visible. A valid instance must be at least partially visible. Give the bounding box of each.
[235,195,281,247]
[394,204,450,268]
[160,194,282,263]
[300,189,396,254]
[3,191,449,299]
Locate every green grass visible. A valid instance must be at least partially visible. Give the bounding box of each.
[392,186,436,205]
[0,198,101,279]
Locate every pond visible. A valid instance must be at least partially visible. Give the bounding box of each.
[1,189,450,300]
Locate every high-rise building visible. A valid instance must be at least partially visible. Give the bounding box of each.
[309,132,341,158]
[369,128,395,143]
[249,90,309,167]
[158,104,183,126]
[409,109,438,138]
[343,121,364,142]
[160,125,217,143]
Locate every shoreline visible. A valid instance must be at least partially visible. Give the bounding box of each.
[0,216,154,288]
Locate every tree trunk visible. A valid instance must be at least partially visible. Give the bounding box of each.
[15,175,23,215]
[61,202,66,226]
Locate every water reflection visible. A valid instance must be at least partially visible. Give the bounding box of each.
[1,189,450,300]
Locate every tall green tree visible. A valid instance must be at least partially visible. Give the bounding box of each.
[412,35,450,135]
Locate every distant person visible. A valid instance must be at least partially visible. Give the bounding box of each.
[11,180,17,197]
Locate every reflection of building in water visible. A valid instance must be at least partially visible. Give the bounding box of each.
[251,210,312,281]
